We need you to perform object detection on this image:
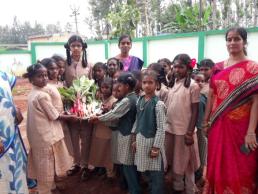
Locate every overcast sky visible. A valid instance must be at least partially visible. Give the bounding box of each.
[0,0,91,34]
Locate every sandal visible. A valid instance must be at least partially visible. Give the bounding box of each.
[66,165,81,176]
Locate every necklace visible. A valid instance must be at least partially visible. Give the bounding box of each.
[139,98,150,111]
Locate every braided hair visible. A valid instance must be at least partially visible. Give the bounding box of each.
[22,63,46,82]
[117,72,136,91]
[168,54,193,88]
[64,35,88,68]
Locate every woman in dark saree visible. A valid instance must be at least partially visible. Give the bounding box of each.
[115,34,144,72]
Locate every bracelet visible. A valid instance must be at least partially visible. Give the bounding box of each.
[247,133,256,136]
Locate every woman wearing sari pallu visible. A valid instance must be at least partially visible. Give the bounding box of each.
[202,27,258,194]
[0,71,36,193]
[115,34,144,72]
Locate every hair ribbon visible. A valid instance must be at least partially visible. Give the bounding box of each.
[190,58,196,68]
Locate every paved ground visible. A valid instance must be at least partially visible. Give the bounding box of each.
[13,78,203,194]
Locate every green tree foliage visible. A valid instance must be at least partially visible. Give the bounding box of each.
[88,0,118,39]
[107,3,140,38]
[161,3,211,33]
[134,0,165,36]
[86,0,258,38]
[1,0,258,43]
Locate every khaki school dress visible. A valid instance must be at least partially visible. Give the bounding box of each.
[64,59,93,167]
[44,82,74,156]
[88,96,117,171]
[165,79,200,174]
[26,86,72,192]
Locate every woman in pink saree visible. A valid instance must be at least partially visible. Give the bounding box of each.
[203,27,258,194]
[115,34,144,72]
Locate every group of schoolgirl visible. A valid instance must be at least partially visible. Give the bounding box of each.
[23,33,215,194]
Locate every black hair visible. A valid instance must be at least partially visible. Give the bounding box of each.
[117,72,136,90]
[168,54,192,88]
[52,55,65,62]
[198,59,215,69]
[40,58,56,69]
[52,54,65,63]
[148,63,168,86]
[131,70,142,81]
[100,77,113,101]
[192,68,199,75]
[22,63,46,81]
[118,34,132,45]
[93,62,107,72]
[142,69,158,82]
[157,58,172,66]
[101,77,113,88]
[64,35,88,67]
[107,57,124,70]
[226,27,248,56]
[92,62,107,84]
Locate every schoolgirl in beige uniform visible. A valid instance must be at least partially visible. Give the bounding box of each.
[25,63,77,194]
[64,35,93,181]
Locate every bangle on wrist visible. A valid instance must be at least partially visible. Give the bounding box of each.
[247,133,256,136]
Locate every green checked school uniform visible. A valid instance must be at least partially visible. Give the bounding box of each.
[133,95,167,172]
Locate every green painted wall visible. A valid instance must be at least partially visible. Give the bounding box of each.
[1,27,258,65]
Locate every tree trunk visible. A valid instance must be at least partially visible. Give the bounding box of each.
[254,0,258,25]
[187,0,192,6]
[245,0,249,26]
[223,0,231,28]
[143,0,150,36]
[156,0,162,34]
[211,0,217,29]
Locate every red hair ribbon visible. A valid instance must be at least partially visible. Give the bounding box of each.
[190,58,196,68]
